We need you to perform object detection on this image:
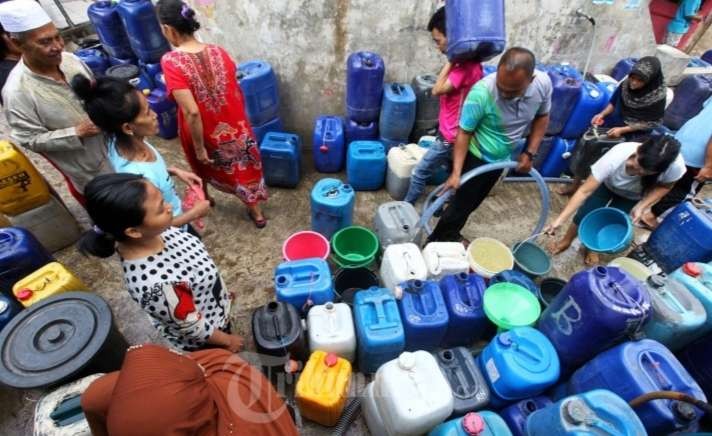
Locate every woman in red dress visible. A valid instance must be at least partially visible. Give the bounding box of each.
[157,0,268,227]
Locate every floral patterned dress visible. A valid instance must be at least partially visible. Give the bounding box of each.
[161,45,268,205]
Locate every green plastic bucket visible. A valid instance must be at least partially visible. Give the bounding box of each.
[512,241,552,279]
[484,282,541,330]
[331,226,379,268]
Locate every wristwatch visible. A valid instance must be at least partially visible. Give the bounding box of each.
[522,150,536,160]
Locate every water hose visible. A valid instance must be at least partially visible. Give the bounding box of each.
[415,162,550,242]
[629,391,712,415]
[332,397,362,436]
[504,176,573,184]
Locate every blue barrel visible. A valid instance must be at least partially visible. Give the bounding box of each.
[446,0,506,62]
[527,390,646,436]
[663,75,712,131]
[259,132,301,188]
[74,48,109,77]
[500,396,552,436]
[313,116,345,173]
[0,227,53,295]
[105,64,152,92]
[646,200,712,273]
[558,339,707,435]
[440,272,489,346]
[434,347,490,416]
[116,0,170,64]
[344,118,378,145]
[379,83,416,142]
[0,293,23,332]
[536,137,577,178]
[274,258,333,314]
[560,82,609,139]
[346,51,385,123]
[489,270,539,296]
[310,178,355,239]
[670,262,712,340]
[546,71,583,136]
[87,1,134,59]
[346,140,386,191]
[397,280,449,351]
[478,327,560,407]
[237,60,280,126]
[353,287,405,374]
[252,117,283,146]
[538,266,651,372]
[429,411,511,436]
[610,57,638,81]
[677,335,712,399]
[146,88,177,139]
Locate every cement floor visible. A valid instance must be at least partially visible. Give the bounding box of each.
[0,131,657,435]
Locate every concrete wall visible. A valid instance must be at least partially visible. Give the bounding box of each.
[185,0,657,142]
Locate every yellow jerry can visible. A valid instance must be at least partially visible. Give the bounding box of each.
[295,350,352,426]
[13,262,88,307]
[0,140,50,216]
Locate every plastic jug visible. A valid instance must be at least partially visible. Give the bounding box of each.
[353,287,405,374]
[86,1,133,59]
[259,132,301,188]
[671,262,712,340]
[478,327,560,407]
[663,75,712,130]
[7,194,81,252]
[344,118,378,145]
[13,262,87,308]
[274,258,333,314]
[362,381,390,436]
[499,396,552,436]
[546,71,583,136]
[75,47,110,77]
[33,373,104,436]
[440,272,489,346]
[535,137,577,178]
[146,88,178,139]
[313,116,346,173]
[412,74,439,129]
[677,335,712,399]
[307,302,356,362]
[645,200,712,273]
[0,227,52,294]
[397,280,449,351]
[489,270,539,297]
[611,57,638,81]
[380,243,428,291]
[105,64,152,92]
[560,82,609,139]
[251,117,283,145]
[115,0,170,64]
[373,201,420,248]
[0,141,50,216]
[139,60,161,80]
[237,60,280,126]
[295,350,352,427]
[375,351,454,436]
[251,301,307,365]
[379,83,416,143]
[446,0,506,62]
[423,243,469,280]
[386,143,427,200]
[641,274,706,351]
[310,178,355,239]
[434,347,491,416]
[346,140,386,191]
[559,339,706,435]
[526,389,646,436]
[429,411,511,436]
[0,293,22,332]
[346,51,385,123]
[538,266,651,372]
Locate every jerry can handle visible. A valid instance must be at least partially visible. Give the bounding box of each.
[640,351,673,391]
[391,83,404,95]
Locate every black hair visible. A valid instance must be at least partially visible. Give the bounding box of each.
[78,173,149,258]
[71,75,141,144]
[637,134,681,194]
[427,7,446,34]
[0,24,8,59]
[156,0,201,35]
[498,47,537,77]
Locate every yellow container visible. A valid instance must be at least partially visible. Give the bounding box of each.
[295,350,352,426]
[0,140,50,216]
[13,262,88,307]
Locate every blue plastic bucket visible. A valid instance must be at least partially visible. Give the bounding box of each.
[512,241,552,278]
[578,207,633,254]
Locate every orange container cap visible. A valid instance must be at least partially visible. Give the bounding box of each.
[16,289,33,301]
[683,263,702,278]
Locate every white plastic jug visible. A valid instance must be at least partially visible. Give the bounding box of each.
[363,381,389,436]
[33,373,104,436]
[8,193,80,252]
[422,242,469,280]
[386,144,426,200]
[375,351,454,436]
[307,302,356,362]
[380,243,428,292]
[656,44,691,86]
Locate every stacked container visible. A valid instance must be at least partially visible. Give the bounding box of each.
[397,280,449,351]
[664,75,712,130]
[373,201,420,248]
[251,117,284,145]
[0,227,52,294]
[346,140,386,190]
[13,262,87,308]
[295,350,352,427]
[411,74,440,142]
[535,137,577,178]
[273,258,334,313]
[86,1,134,60]
[346,52,385,122]
[259,132,302,188]
[380,243,428,291]
[252,301,307,366]
[115,0,170,64]
[146,88,178,139]
[313,116,346,173]
[386,143,427,200]
[379,83,416,149]
[75,47,110,77]
[237,60,280,130]
[344,118,378,145]
[440,272,489,346]
[307,302,356,362]
[545,70,583,136]
[353,287,405,374]
[310,178,355,239]
[434,347,491,416]
[559,81,609,139]
[423,242,470,280]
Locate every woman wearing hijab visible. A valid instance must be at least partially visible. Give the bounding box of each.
[81,344,298,436]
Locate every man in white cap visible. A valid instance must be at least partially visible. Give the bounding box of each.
[0,0,110,205]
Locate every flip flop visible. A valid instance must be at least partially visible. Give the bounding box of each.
[247,210,267,229]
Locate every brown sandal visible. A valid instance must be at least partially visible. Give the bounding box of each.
[247,210,267,228]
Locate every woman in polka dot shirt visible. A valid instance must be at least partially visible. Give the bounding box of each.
[78,173,243,352]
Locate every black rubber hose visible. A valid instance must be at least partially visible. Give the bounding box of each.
[332,397,362,436]
[629,390,712,415]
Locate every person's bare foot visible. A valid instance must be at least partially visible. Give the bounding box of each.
[584,250,600,266]
[556,184,579,196]
[548,238,571,255]
[640,211,658,230]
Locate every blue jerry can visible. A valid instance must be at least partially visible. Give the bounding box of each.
[310,178,355,239]
[445,0,506,63]
[260,132,302,188]
[499,396,552,436]
[353,287,405,374]
[398,279,449,351]
[274,258,333,314]
[115,0,170,64]
[671,262,712,341]
[440,272,489,346]
[344,118,378,144]
[237,60,280,126]
[429,411,512,436]
[0,227,53,295]
[379,83,416,142]
[346,140,386,191]
[346,51,385,123]
[313,116,346,173]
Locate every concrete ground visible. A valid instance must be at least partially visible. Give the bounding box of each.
[0,130,664,435]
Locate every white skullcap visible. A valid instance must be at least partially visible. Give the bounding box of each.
[0,0,52,33]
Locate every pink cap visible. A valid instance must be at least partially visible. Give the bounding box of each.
[16,289,33,301]
[324,353,339,367]
[683,263,701,278]
[461,412,485,435]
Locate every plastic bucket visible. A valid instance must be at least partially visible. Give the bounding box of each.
[512,241,552,278]
[334,268,379,304]
[608,257,652,282]
[282,231,330,261]
[578,207,633,254]
[538,277,567,307]
[467,238,514,279]
[331,226,380,268]
[484,282,541,330]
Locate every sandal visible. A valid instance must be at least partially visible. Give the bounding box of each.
[247,210,267,229]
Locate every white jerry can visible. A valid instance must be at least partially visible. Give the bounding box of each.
[380,243,428,292]
[307,302,357,362]
[422,242,470,280]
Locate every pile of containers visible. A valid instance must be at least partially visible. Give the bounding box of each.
[238,60,283,144]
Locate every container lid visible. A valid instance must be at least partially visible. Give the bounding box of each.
[0,292,113,389]
[484,283,541,330]
[646,274,666,289]
[683,263,701,278]
[106,64,139,80]
[461,412,485,435]
[16,289,33,301]
[397,352,416,370]
[563,399,591,425]
[324,352,338,367]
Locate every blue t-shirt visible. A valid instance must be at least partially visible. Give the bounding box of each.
[108,138,182,216]
[676,96,712,168]
[668,0,701,34]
